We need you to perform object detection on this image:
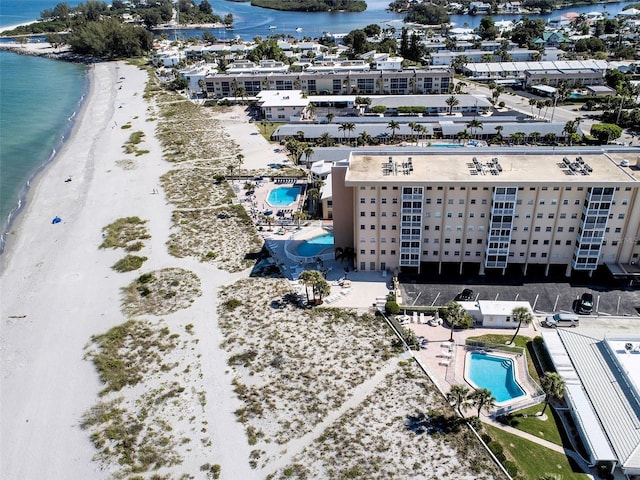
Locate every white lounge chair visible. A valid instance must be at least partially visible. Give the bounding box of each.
[412,312,418,323]
[419,313,425,324]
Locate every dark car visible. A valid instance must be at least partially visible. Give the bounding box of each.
[455,288,474,301]
[578,293,594,314]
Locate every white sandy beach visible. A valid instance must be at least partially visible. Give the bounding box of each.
[0,60,255,478]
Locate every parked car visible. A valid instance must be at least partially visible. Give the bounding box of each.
[578,293,594,314]
[543,313,579,328]
[455,288,474,301]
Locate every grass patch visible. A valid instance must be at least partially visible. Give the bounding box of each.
[85,319,180,394]
[497,403,563,446]
[483,424,589,480]
[121,267,202,317]
[100,217,150,250]
[123,130,146,155]
[112,254,147,272]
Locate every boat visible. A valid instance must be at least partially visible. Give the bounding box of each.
[269,25,277,29]
[295,27,302,32]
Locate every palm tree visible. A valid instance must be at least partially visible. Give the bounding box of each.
[444,301,470,342]
[540,372,565,416]
[446,384,470,416]
[306,102,316,121]
[236,153,244,178]
[326,112,335,124]
[299,270,317,303]
[493,125,504,143]
[358,130,373,146]
[446,95,459,115]
[510,132,525,145]
[319,132,333,147]
[563,120,578,146]
[408,121,420,145]
[303,146,314,167]
[293,210,308,227]
[469,388,496,418]
[508,306,533,345]
[338,122,355,146]
[530,131,541,145]
[387,120,401,141]
[466,118,483,139]
[307,188,320,215]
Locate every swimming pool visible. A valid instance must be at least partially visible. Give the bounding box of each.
[467,352,525,403]
[267,186,300,207]
[295,232,334,257]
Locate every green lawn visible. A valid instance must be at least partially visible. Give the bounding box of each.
[484,424,589,480]
[497,403,563,446]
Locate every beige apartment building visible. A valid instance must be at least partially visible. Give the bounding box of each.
[331,148,640,277]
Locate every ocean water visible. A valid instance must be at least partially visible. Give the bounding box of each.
[0,51,87,242]
[0,1,87,248]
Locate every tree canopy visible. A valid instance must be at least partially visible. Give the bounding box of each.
[404,3,449,26]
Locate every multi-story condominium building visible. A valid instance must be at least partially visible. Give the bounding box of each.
[204,67,452,98]
[331,148,640,278]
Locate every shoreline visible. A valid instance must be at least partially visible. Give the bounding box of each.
[0,50,90,255]
[0,58,168,477]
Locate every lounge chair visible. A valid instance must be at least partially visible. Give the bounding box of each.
[419,313,425,324]
[412,312,418,323]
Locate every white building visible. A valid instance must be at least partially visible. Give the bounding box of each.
[543,331,640,478]
[459,301,533,327]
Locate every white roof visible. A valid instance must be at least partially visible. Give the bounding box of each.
[477,300,532,316]
[552,330,640,470]
[256,90,309,108]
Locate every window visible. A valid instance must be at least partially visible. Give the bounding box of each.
[447,212,452,218]
[543,240,549,245]
[360,225,365,230]
[381,212,387,217]
[426,198,431,204]
[381,250,386,255]
[560,213,566,219]
[370,198,376,204]
[381,198,387,204]
[360,198,365,204]
[370,250,375,255]
[615,227,621,233]
[392,212,397,217]
[539,200,545,205]
[360,212,365,217]
[555,240,561,245]
[612,241,619,246]
[566,240,571,245]
[390,250,396,255]
[433,251,439,256]
[563,200,568,205]
[619,214,625,220]
[370,225,375,230]
[458,212,463,218]
[541,252,547,258]
[531,252,537,258]
[467,239,472,244]
[477,239,482,244]
[437,199,442,204]
[370,212,376,217]
[360,249,365,255]
[546,227,552,232]
[448,199,454,205]
[535,226,541,232]
[548,213,555,219]
[445,238,451,244]
[558,227,563,232]
[537,213,543,219]
[533,240,539,245]
[392,225,397,230]
[381,225,386,230]
[521,240,527,245]
[456,238,461,244]
[392,198,398,204]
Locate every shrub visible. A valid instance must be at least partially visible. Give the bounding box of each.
[590,123,622,143]
[112,255,147,272]
[223,298,242,311]
[385,300,400,315]
[503,460,518,477]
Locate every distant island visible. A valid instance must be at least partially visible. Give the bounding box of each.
[248,0,367,12]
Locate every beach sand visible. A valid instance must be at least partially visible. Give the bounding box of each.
[0,60,254,478]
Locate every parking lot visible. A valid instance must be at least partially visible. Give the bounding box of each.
[399,280,640,317]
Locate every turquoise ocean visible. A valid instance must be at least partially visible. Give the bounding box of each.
[0,0,85,250]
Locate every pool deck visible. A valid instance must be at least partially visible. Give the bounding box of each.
[407,321,541,411]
